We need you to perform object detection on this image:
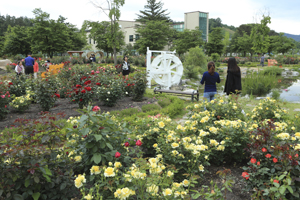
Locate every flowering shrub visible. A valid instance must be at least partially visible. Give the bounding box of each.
[0,82,10,119]
[7,75,27,97]
[0,113,79,200]
[65,107,132,174]
[10,93,32,113]
[248,97,287,122]
[242,120,300,199]
[35,76,59,111]
[132,71,147,101]
[70,79,94,108]
[187,97,244,121]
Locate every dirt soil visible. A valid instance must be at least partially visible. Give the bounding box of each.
[0,96,158,131]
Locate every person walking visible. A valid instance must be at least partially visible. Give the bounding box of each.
[121,56,130,79]
[24,53,34,75]
[15,61,24,78]
[224,57,242,103]
[33,57,39,79]
[260,54,265,67]
[200,61,221,101]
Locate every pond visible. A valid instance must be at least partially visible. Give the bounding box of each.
[198,72,300,103]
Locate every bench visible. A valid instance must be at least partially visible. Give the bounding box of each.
[154,87,199,101]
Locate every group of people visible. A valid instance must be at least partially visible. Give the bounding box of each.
[15,53,39,78]
[200,57,242,102]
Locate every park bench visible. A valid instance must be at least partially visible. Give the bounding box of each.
[154,87,199,101]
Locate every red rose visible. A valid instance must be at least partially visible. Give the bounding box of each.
[92,106,100,112]
[115,152,121,158]
[273,179,279,184]
[136,140,142,146]
[85,87,92,91]
[295,154,299,158]
[273,157,278,163]
[242,172,249,180]
[81,90,86,93]
[84,80,91,85]
[9,82,13,85]
[96,83,101,86]
[132,83,135,86]
[265,154,271,158]
[127,83,130,86]
[124,142,130,147]
[75,90,79,95]
[76,84,82,88]
[250,158,256,164]
[79,98,83,102]
[91,72,95,75]
[257,161,260,166]
[99,127,104,130]
[55,93,60,98]
[262,148,267,152]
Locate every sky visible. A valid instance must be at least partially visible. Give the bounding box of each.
[1,0,300,35]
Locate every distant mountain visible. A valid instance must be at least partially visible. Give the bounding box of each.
[284,33,300,41]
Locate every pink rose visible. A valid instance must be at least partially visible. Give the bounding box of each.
[1,95,5,98]
[92,106,100,112]
[136,140,142,146]
[96,71,100,74]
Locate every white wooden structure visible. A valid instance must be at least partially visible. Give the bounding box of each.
[146,47,183,89]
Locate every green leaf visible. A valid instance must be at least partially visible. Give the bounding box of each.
[94,134,102,141]
[81,128,90,136]
[32,192,40,200]
[93,153,102,164]
[25,179,30,188]
[13,194,24,200]
[287,186,293,194]
[34,177,40,183]
[0,190,3,196]
[279,186,286,194]
[60,182,67,190]
[45,167,52,176]
[106,143,113,150]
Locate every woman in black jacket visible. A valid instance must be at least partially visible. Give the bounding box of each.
[224,57,242,102]
[122,56,130,79]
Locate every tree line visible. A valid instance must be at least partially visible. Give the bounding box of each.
[0,9,86,58]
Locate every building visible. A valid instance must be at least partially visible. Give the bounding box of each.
[86,11,209,53]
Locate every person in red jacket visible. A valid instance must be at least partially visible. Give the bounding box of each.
[33,58,39,79]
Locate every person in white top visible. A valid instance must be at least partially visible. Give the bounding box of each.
[15,61,24,77]
[121,56,130,79]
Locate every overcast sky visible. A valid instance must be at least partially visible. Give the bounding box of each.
[1,0,300,35]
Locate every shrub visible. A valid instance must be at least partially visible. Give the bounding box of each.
[184,47,207,73]
[97,77,124,107]
[183,65,199,79]
[9,94,32,113]
[110,107,140,118]
[211,53,220,62]
[260,66,283,75]
[242,120,300,199]
[0,113,79,200]
[140,103,160,112]
[7,75,27,97]
[132,71,147,102]
[65,107,132,174]
[35,76,59,111]
[157,97,171,108]
[0,82,10,120]
[70,76,95,108]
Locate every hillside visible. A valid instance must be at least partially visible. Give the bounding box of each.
[222,27,235,38]
[284,33,300,41]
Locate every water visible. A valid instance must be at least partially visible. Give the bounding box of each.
[272,79,300,103]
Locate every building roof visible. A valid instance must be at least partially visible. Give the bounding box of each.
[184,11,209,14]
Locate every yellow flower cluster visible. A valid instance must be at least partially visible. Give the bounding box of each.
[295,132,300,139]
[114,187,135,200]
[277,133,290,140]
[84,194,93,200]
[10,94,32,109]
[274,122,288,132]
[147,184,159,196]
[67,116,80,125]
[74,174,86,188]
[124,164,146,181]
[104,167,116,177]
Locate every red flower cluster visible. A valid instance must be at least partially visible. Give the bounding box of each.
[55,93,60,98]
[242,172,249,180]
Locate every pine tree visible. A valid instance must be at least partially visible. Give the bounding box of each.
[136,0,171,23]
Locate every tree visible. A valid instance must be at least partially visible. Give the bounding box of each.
[222,32,230,56]
[205,27,224,56]
[250,15,271,54]
[209,18,222,33]
[136,0,171,23]
[134,20,171,54]
[171,28,203,56]
[91,0,125,65]
[237,32,254,57]
[274,33,296,55]
[3,25,31,55]
[184,46,207,74]
[30,9,85,58]
[82,20,124,58]
[66,24,87,51]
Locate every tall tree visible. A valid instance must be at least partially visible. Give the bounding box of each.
[274,33,296,55]
[250,15,271,54]
[209,18,222,33]
[82,20,124,58]
[205,27,224,56]
[3,25,31,55]
[134,20,171,54]
[222,31,230,56]
[136,0,171,23]
[30,9,85,58]
[171,28,203,56]
[237,32,254,57]
[91,0,125,65]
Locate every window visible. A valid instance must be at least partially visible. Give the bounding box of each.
[135,34,139,41]
[89,38,91,44]
[129,35,133,42]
